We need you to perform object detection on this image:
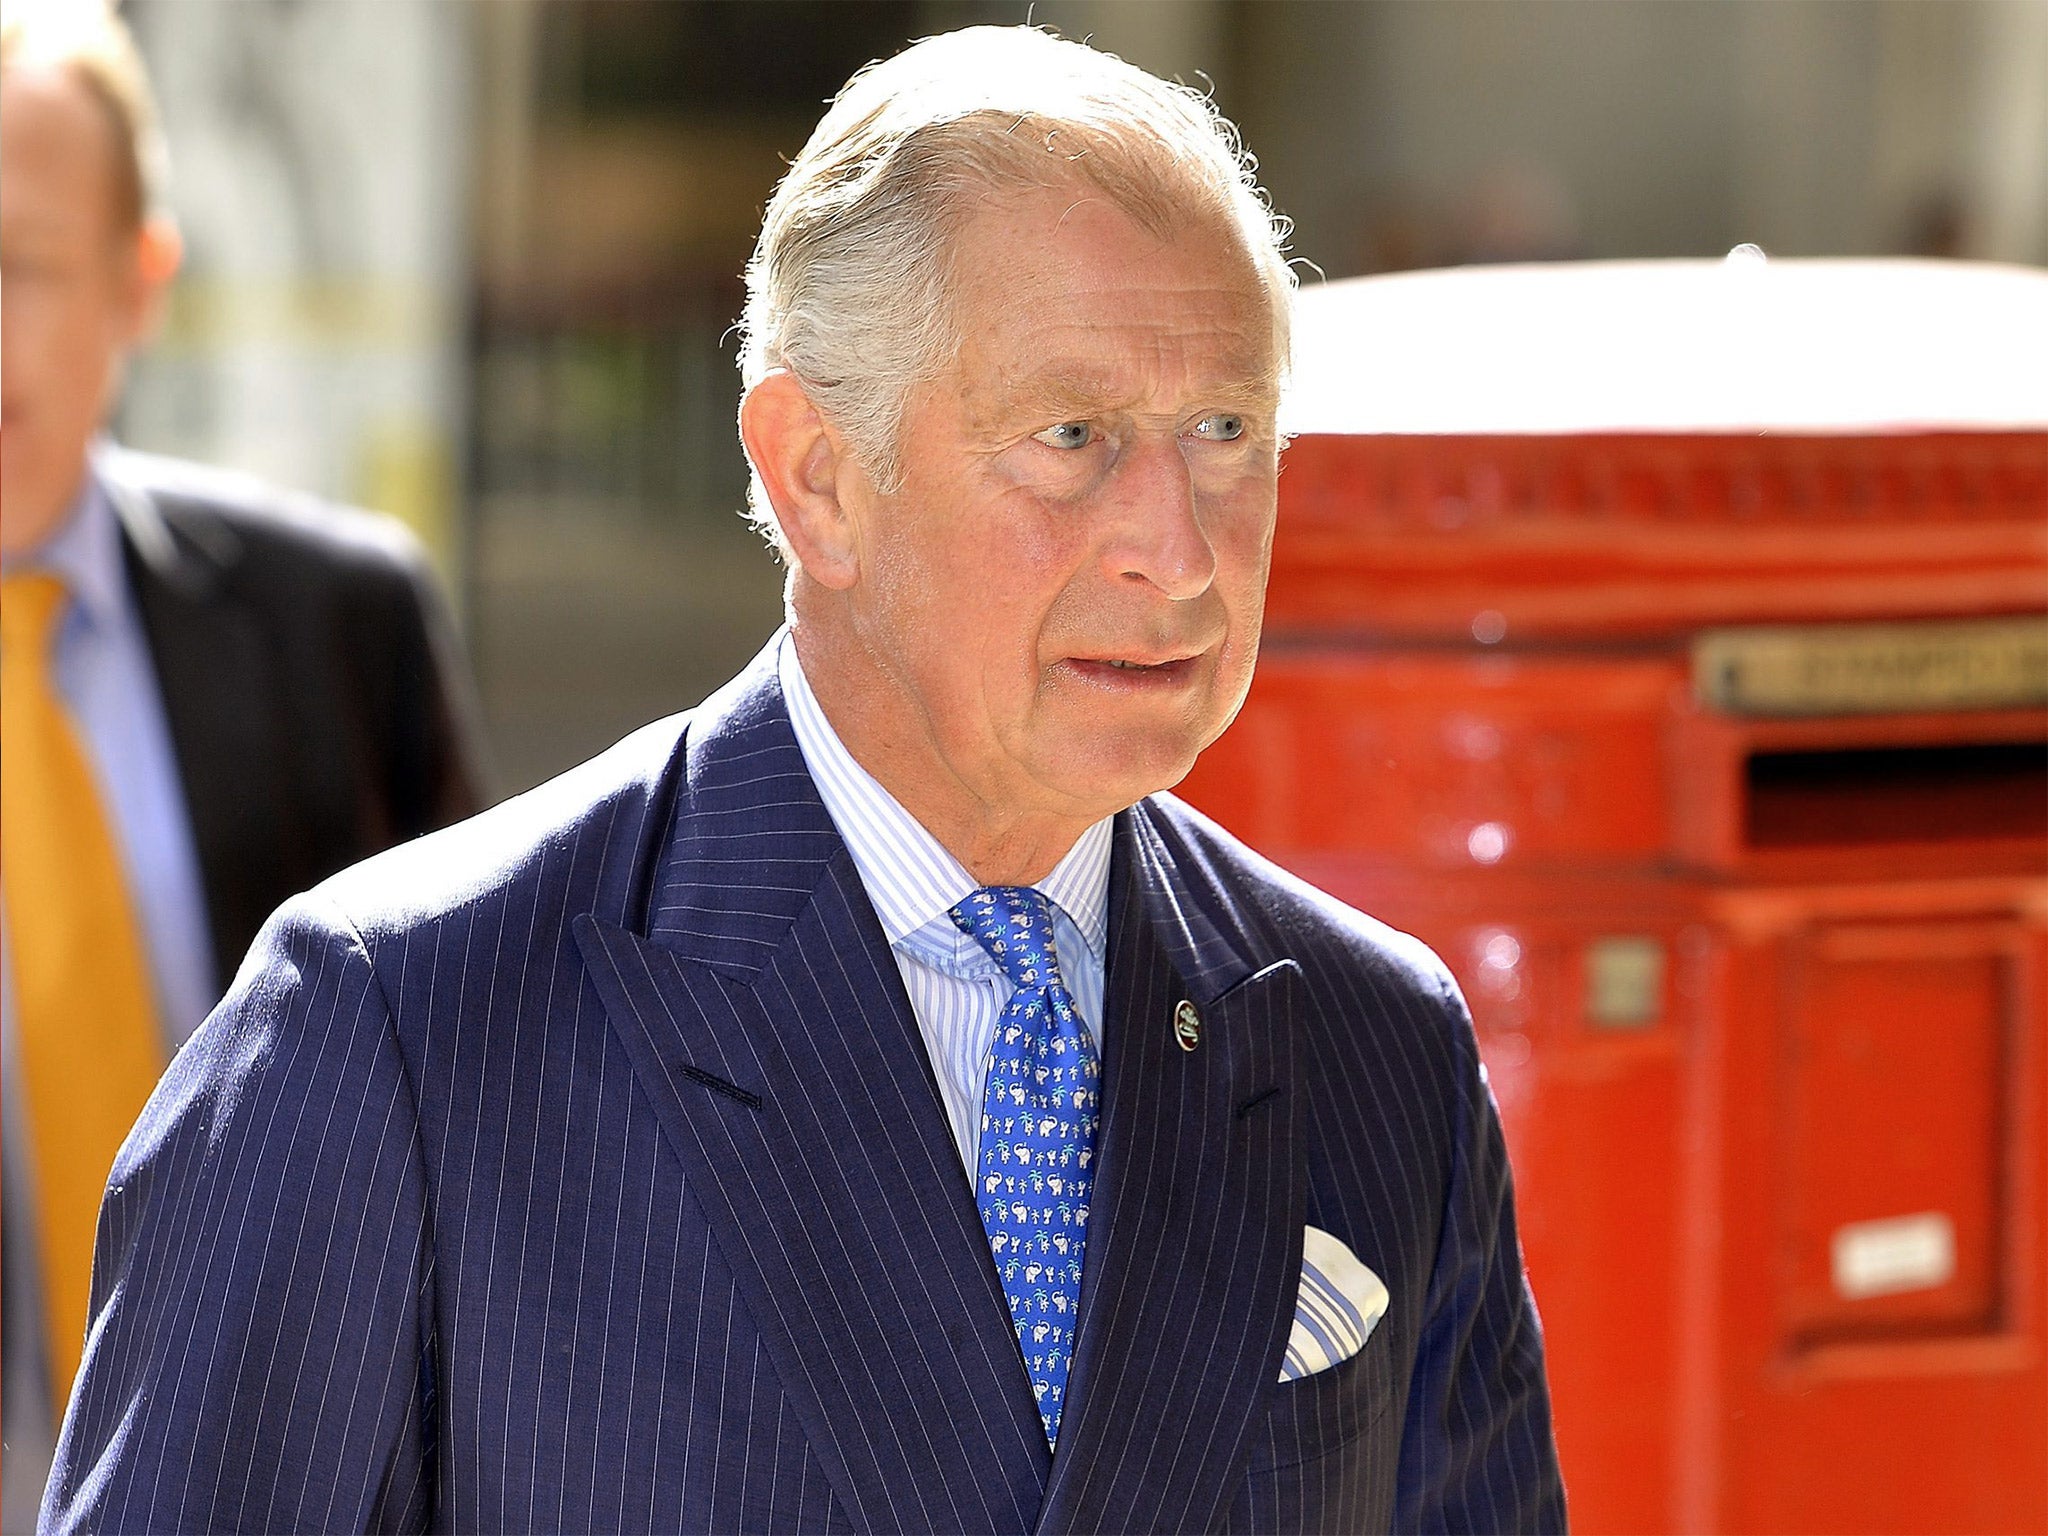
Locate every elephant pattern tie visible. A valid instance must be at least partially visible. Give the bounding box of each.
[949,885,1100,1449]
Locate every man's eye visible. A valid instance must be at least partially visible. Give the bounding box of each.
[1191,413,1246,442]
[1033,422,1094,451]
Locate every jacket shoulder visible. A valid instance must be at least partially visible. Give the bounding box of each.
[106,447,432,586]
[305,713,691,957]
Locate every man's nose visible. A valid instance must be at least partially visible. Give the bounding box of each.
[1105,432,1218,601]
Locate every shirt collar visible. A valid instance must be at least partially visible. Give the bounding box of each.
[777,630,1112,963]
[1,458,127,638]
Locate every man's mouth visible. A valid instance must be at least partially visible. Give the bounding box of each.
[1066,652,1203,686]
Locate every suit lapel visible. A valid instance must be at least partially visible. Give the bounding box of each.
[108,469,298,988]
[1036,808,1306,1536]
[575,654,1051,1535]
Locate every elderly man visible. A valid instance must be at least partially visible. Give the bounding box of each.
[48,27,1562,1535]
[2,4,483,1523]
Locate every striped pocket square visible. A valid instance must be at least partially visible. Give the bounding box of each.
[1279,1225,1390,1382]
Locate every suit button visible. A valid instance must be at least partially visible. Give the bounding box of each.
[1173,999,1201,1052]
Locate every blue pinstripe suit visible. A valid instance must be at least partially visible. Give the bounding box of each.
[46,640,1564,1534]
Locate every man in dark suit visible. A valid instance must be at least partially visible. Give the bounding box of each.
[47,26,1562,1534]
[1,7,483,1519]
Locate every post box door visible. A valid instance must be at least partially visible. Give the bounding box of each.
[1705,913,2046,1534]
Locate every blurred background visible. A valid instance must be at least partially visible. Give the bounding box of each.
[111,0,2048,793]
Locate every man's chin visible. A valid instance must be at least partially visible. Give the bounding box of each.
[1049,735,1204,816]
[0,483,71,556]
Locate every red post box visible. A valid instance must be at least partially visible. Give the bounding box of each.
[1181,260,2048,1533]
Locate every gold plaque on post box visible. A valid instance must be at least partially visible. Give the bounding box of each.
[1694,618,2048,716]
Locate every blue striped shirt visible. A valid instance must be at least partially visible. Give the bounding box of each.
[777,632,1111,1174]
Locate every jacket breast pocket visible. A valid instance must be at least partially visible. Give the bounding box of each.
[1245,1322,1398,1475]
[1219,1327,1403,1534]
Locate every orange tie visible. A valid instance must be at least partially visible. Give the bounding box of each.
[1,572,167,1407]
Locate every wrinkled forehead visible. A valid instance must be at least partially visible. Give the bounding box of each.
[941,177,1287,398]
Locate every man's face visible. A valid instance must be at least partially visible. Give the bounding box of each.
[833,182,1281,843]
[0,64,155,554]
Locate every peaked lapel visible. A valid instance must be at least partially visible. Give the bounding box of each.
[574,650,1051,1535]
[1037,806,1306,1536]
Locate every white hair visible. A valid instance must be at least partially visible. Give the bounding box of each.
[736,24,1294,550]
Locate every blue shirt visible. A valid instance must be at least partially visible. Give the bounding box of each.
[777,632,1112,1174]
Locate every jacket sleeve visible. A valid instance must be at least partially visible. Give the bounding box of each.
[1391,979,1568,1534]
[43,895,435,1535]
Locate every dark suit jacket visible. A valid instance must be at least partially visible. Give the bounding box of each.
[102,448,487,989]
[47,641,1563,1535]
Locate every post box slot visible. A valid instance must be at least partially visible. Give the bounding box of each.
[1744,740,2048,849]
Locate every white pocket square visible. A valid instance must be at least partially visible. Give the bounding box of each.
[1279,1225,1390,1382]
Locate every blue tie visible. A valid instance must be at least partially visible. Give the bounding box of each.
[950,886,1101,1448]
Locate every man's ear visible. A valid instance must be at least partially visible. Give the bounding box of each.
[123,215,183,346]
[739,371,862,590]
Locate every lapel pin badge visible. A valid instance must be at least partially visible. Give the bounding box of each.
[1173,999,1201,1052]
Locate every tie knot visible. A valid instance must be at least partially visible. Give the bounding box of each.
[1,573,69,669]
[949,885,1064,993]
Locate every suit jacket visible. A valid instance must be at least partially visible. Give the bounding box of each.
[103,448,488,989]
[46,640,1563,1535]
